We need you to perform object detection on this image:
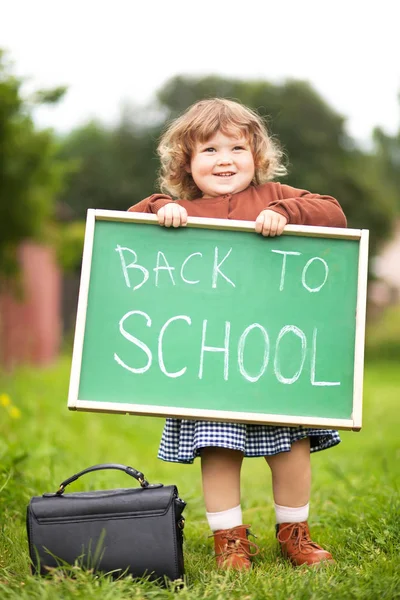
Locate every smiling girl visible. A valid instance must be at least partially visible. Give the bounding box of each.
[129,98,346,571]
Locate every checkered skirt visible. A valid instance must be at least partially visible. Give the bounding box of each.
[158,418,341,463]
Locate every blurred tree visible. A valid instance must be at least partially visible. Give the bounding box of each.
[57,115,162,219]
[57,74,397,258]
[0,50,68,278]
[157,75,397,255]
[372,122,400,212]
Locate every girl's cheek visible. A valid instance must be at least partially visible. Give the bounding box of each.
[192,163,209,177]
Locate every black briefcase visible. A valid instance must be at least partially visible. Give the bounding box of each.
[26,463,186,581]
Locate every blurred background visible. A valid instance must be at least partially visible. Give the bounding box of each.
[0,0,399,369]
[1,4,399,590]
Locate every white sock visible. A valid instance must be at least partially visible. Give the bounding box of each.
[274,502,309,524]
[206,505,243,533]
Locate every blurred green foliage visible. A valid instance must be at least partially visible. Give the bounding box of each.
[0,50,71,278]
[57,75,400,264]
[55,221,86,272]
[57,118,162,219]
[157,77,399,257]
[365,304,400,361]
[1,50,399,277]
[372,125,400,212]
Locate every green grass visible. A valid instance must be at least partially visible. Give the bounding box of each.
[0,356,399,599]
[365,304,400,362]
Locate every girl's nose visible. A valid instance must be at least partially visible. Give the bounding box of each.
[217,154,233,165]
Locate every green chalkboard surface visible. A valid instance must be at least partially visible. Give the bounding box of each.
[68,210,369,430]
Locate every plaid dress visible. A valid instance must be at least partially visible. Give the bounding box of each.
[158,419,340,463]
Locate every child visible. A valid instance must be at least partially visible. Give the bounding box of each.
[129,98,346,570]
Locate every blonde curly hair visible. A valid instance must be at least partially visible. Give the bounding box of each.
[157,98,287,199]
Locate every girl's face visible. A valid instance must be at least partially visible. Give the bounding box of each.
[187,130,255,198]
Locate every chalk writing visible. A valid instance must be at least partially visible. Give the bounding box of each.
[114,310,340,387]
[116,246,236,290]
[112,241,342,389]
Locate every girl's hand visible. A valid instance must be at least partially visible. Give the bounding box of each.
[255,209,288,237]
[157,203,188,227]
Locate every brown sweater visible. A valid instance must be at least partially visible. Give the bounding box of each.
[128,182,347,228]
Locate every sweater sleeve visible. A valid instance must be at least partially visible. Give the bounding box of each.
[267,184,347,228]
[128,193,174,214]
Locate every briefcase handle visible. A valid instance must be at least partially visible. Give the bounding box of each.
[55,463,150,495]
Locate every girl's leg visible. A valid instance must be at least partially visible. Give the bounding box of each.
[265,437,311,507]
[201,447,243,512]
[201,447,257,570]
[265,438,334,566]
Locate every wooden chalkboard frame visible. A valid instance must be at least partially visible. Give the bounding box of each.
[68,209,369,431]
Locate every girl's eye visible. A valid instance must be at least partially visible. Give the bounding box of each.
[203,147,216,153]
[233,146,245,151]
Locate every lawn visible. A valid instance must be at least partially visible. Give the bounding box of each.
[0,348,399,598]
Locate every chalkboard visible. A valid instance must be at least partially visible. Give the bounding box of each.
[68,209,369,430]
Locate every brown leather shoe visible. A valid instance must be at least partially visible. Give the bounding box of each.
[212,524,259,570]
[276,521,335,566]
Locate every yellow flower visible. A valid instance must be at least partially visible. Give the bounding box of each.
[8,406,21,419]
[0,394,11,407]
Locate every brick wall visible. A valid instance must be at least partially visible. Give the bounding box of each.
[0,242,61,370]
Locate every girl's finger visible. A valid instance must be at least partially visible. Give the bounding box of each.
[269,216,279,237]
[158,208,165,226]
[255,214,264,234]
[277,218,286,236]
[262,215,272,236]
[164,208,173,227]
[172,208,181,228]
[181,209,188,226]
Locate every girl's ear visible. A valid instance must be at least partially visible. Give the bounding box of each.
[184,163,191,173]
